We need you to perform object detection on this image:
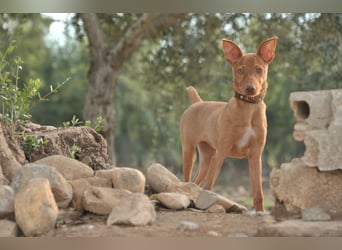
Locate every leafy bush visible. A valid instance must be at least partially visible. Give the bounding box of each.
[0,40,69,126]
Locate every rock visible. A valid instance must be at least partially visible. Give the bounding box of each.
[0,119,25,182]
[146,163,181,193]
[0,220,18,237]
[179,221,199,231]
[94,168,116,179]
[82,186,131,215]
[69,179,92,210]
[156,192,190,210]
[11,163,73,208]
[301,206,331,221]
[14,178,58,237]
[167,182,202,201]
[207,204,226,213]
[34,155,94,180]
[0,168,9,185]
[111,167,145,193]
[207,230,221,237]
[195,190,247,213]
[56,208,83,226]
[107,193,156,226]
[20,124,110,170]
[270,161,342,217]
[194,190,218,210]
[83,176,112,188]
[257,219,342,237]
[0,185,15,218]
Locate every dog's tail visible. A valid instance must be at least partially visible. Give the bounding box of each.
[186,86,203,104]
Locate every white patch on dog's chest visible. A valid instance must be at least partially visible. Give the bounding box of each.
[236,127,255,148]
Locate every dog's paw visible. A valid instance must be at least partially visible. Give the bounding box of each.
[246,210,270,216]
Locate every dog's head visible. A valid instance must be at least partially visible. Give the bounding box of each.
[222,36,278,97]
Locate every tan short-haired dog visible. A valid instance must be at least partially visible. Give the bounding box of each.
[180,36,278,212]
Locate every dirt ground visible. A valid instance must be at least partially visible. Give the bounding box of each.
[45,209,275,237]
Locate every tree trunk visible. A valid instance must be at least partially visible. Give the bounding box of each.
[80,13,184,163]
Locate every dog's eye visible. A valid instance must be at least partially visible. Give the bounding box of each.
[237,68,244,75]
[255,67,263,74]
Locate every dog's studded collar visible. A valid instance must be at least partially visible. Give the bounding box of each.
[234,91,265,104]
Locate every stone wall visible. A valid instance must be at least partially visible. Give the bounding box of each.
[271,89,342,218]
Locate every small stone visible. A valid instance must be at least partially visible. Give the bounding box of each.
[0,220,18,237]
[82,186,131,215]
[302,206,331,221]
[11,164,73,208]
[156,192,190,210]
[207,204,226,213]
[207,230,221,237]
[14,178,58,237]
[106,193,156,226]
[111,167,145,193]
[195,190,218,210]
[0,185,15,218]
[146,163,181,193]
[179,220,199,231]
[34,155,94,180]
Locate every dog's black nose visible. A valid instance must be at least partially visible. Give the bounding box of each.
[246,85,256,94]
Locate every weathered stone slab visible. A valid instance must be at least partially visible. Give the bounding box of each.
[270,161,342,217]
[257,219,342,237]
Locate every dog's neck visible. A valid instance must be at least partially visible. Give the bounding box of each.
[234,90,266,104]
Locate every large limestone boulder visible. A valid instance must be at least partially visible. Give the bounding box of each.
[270,161,342,217]
[20,123,110,170]
[14,178,58,236]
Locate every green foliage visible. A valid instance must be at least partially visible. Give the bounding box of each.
[68,144,81,159]
[20,131,49,161]
[0,40,70,126]
[63,114,104,132]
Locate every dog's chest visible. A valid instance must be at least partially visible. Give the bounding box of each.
[236,127,255,148]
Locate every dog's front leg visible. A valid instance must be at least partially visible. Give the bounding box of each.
[248,152,264,212]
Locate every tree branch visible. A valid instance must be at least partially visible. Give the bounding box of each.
[110,13,185,69]
[80,13,107,61]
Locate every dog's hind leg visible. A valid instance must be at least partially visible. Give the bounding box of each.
[182,142,197,182]
[192,142,215,185]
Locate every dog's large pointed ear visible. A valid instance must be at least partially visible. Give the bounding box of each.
[222,39,243,64]
[257,36,278,63]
